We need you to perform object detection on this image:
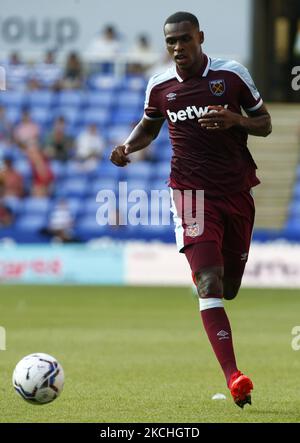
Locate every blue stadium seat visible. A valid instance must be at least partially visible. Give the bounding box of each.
[150,179,169,191]
[154,143,172,161]
[3,196,22,214]
[5,107,21,124]
[54,107,80,125]
[84,198,101,214]
[14,159,32,179]
[111,109,141,124]
[22,197,51,215]
[151,161,171,180]
[288,200,300,216]
[30,106,53,127]
[293,182,300,200]
[56,177,88,198]
[58,91,84,108]
[120,161,152,180]
[50,197,83,218]
[84,91,115,108]
[81,107,110,126]
[115,91,143,108]
[106,124,131,144]
[87,74,119,90]
[15,214,47,231]
[119,76,147,92]
[96,160,121,179]
[126,179,150,193]
[0,90,27,107]
[27,90,56,107]
[50,160,66,180]
[91,178,118,195]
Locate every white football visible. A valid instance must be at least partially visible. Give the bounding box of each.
[13,353,64,404]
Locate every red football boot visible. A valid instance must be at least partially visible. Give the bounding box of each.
[229,371,253,408]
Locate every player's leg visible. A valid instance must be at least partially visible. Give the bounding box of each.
[222,189,255,301]
[185,242,239,386]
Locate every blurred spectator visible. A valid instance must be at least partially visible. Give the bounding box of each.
[127,34,158,74]
[0,106,12,143]
[32,50,62,90]
[0,201,14,227]
[44,117,73,162]
[85,25,121,71]
[13,109,40,148]
[42,199,77,243]
[22,141,54,197]
[63,52,83,89]
[75,124,105,170]
[0,178,14,227]
[5,52,29,91]
[0,155,24,197]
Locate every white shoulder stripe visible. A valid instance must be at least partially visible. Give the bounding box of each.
[210,58,261,102]
[144,67,176,108]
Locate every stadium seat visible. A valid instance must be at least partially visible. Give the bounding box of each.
[115,91,143,108]
[81,107,110,126]
[96,160,121,179]
[87,74,119,90]
[15,214,47,231]
[91,178,118,195]
[0,90,27,107]
[84,90,115,108]
[110,109,141,124]
[30,106,53,127]
[22,197,51,215]
[154,142,172,161]
[50,160,66,180]
[151,161,171,180]
[14,159,32,179]
[106,124,131,145]
[293,182,300,200]
[5,107,21,124]
[3,196,22,214]
[57,91,84,108]
[119,75,147,91]
[288,200,300,217]
[54,107,80,125]
[27,90,56,107]
[55,177,88,198]
[120,161,152,180]
[51,197,83,218]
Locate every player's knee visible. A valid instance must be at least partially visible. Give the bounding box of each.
[223,279,241,300]
[194,268,223,299]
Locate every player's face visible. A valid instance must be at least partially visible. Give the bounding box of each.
[164,21,204,71]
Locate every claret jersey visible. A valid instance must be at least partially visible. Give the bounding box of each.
[144,54,263,196]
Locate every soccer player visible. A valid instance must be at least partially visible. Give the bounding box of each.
[110,11,272,408]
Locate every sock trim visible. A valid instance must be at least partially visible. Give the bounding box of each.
[199,297,223,311]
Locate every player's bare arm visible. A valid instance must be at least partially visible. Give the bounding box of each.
[198,104,272,137]
[110,117,165,167]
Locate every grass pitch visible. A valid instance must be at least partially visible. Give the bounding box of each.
[0,285,300,423]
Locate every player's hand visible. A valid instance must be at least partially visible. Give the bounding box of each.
[110,144,131,167]
[198,106,242,130]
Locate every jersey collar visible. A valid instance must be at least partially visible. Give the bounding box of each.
[175,54,211,82]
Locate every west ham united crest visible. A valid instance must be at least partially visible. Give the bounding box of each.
[209,79,226,96]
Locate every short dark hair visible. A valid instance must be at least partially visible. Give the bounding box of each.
[164,12,199,29]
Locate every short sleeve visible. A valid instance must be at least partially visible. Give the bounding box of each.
[237,63,263,112]
[144,75,165,120]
